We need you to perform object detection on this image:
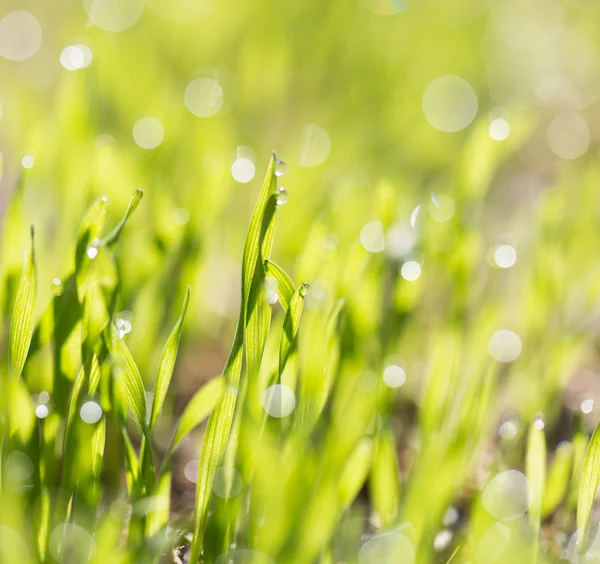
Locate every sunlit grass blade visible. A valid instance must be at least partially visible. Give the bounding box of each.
[8,227,36,380]
[104,189,143,247]
[163,376,225,465]
[75,196,109,277]
[189,155,277,563]
[370,428,400,528]
[278,284,308,379]
[577,422,600,553]
[264,260,295,310]
[542,441,573,518]
[338,437,373,510]
[526,421,546,563]
[149,286,191,430]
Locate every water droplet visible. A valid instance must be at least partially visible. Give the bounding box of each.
[35,404,49,419]
[482,470,532,520]
[488,330,522,362]
[22,155,35,169]
[499,414,520,440]
[116,318,132,338]
[262,384,296,418]
[80,401,103,424]
[300,282,311,297]
[274,155,287,176]
[275,187,288,205]
[264,276,279,304]
[442,506,459,527]
[494,245,517,268]
[433,529,453,551]
[86,247,98,259]
[382,365,406,388]
[401,261,421,281]
[533,416,545,430]
[582,398,594,414]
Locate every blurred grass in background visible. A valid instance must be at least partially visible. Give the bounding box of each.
[2,0,600,562]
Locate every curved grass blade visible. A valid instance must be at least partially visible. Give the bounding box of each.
[264,260,295,311]
[542,441,573,518]
[278,284,308,378]
[8,226,36,380]
[370,428,400,528]
[104,189,144,248]
[189,155,277,563]
[163,376,225,467]
[149,286,191,430]
[577,422,600,553]
[338,438,373,510]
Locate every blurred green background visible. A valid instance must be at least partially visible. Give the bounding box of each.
[3,0,600,562]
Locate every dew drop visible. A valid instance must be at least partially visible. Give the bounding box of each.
[582,399,594,414]
[275,187,288,205]
[35,404,49,419]
[86,247,98,259]
[274,155,287,177]
[22,155,35,169]
[262,384,296,418]
[300,282,311,297]
[80,401,102,424]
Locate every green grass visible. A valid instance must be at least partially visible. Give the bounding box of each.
[3,1,600,562]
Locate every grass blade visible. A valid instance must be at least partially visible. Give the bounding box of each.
[8,227,36,380]
[278,284,308,378]
[264,260,296,311]
[577,422,600,553]
[104,189,144,248]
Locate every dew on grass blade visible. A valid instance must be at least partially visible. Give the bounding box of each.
[358,532,415,564]
[0,11,42,61]
[185,77,223,117]
[49,523,95,562]
[442,506,459,527]
[116,318,132,338]
[84,0,145,32]
[264,276,279,304]
[360,221,385,253]
[274,154,287,176]
[262,384,296,418]
[300,282,311,296]
[482,470,532,520]
[5,452,34,482]
[275,187,288,205]
[422,75,478,132]
[488,330,522,362]
[86,246,99,259]
[80,401,102,424]
[35,404,49,419]
[212,466,243,498]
